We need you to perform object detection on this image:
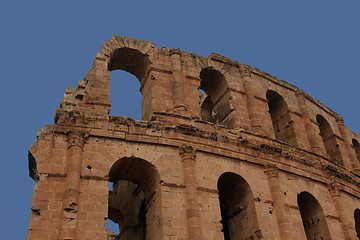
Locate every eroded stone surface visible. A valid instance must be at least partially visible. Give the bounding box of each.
[27,36,360,240]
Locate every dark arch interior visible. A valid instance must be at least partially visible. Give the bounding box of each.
[218,172,260,240]
[199,67,230,125]
[316,115,333,140]
[355,208,360,239]
[266,90,297,146]
[109,157,160,200]
[297,192,331,240]
[200,94,214,123]
[109,48,150,82]
[316,114,343,165]
[200,67,227,100]
[108,157,160,240]
[353,139,360,163]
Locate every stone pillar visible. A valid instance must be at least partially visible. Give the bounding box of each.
[179,144,202,240]
[170,49,185,108]
[336,116,360,173]
[265,164,292,240]
[328,182,353,240]
[241,66,260,132]
[295,90,323,155]
[60,131,88,240]
[240,66,269,137]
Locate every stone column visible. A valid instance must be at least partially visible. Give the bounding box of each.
[265,164,292,240]
[336,116,360,173]
[295,90,323,155]
[328,182,353,240]
[170,49,185,108]
[240,65,270,137]
[179,144,202,240]
[241,66,261,133]
[60,131,88,240]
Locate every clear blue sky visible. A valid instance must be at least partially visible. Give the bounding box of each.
[1,1,360,238]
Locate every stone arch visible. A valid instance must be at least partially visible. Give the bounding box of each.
[97,36,155,71]
[266,90,298,146]
[217,172,261,240]
[352,139,360,164]
[316,114,343,165]
[81,36,155,119]
[199,67,231,126]
[354,208,360,239]
[108,157,162,240]
[108,47,151,82]
[107,47,150,119]
[297,191,331,240]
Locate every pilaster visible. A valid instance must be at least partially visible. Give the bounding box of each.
[295,90,323,155]
[265,164,292,240]
[327,181,353,240]
[60,131,88,240]
[336,116,360,172]
[241,66,271,137]
[170,49,185,108]
[179,144,202,240]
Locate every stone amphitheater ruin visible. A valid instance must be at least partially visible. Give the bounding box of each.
[27,36,360,240]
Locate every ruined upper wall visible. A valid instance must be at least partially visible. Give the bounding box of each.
[51,35,360,173]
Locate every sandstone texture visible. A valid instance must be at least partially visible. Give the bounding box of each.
[27,36,360,240]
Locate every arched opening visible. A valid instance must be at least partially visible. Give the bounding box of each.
[107,219,120,236]
[107,182,121,237]
[218,172,260,240]
[107,157,161,240]
[110,70,142,119]
[199,67,231,126]
[200,93,215,122]
[297,192,331,240]
[108,47,151,120]
[354,208,360,239]
[266,90,297,146]
[352,139,360,163]
[316,115,343,165]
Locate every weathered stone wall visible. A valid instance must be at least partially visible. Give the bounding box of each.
[27,36,360,240]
